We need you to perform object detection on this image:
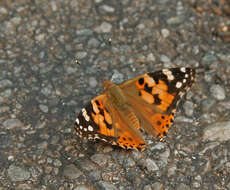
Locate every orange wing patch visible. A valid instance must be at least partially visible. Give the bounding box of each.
[115,121,146,150]
[136,77,175,112]
[149,112,175,138]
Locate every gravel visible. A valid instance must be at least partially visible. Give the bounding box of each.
[0,0,230,189]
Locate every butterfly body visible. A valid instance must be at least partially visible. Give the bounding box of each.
[75,68,196,150]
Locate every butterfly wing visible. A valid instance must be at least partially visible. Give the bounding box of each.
[74,94,146,150]
[120,67,196,138]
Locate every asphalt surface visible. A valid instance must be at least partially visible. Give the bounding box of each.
[0,0,230,189]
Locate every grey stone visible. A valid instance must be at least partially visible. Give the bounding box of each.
[143,184,152,190]
[98,181,118,190]
[95,0,103,2]
[183,101,194,116]
[76,51,87,59]
[0,96,3,104]
[167,16,184,25]
[146,158,159,172]
[0,79,12,88]
[3,119,23,129]
[111,70,124,84]
[35,33,45,41]
[177,183,190,190]
[76,29,93,36]
[0,106,10,113]
[88,77,98,88]
[124,157,135,167]
[147,53,156,62]
[95,22,112,33]
[8,165,30,182]
[41,84,52,96]
[53,159,62,167]
[167,164,177,177]
[202,53,217,62]
[0,7,7,14]
[150,142,165,150]
[100,5,115,13]
[74,185,91,190]
[203,121,230,142]
[159,148,170,166]
[88,38,100,48]
[90,154,109,167]
[210,85,226,100]
[152,182,162,190]
[11,17,21,25]
[0,89,12,98]
[160,55,170,63]
[161,28,170,38]
[63,164,82,179]
[39,104,49,113]
[37,141,48,149]
[201,98,215,112]
[199,142,220,155]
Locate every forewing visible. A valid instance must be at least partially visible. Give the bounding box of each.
[120,67,196,138]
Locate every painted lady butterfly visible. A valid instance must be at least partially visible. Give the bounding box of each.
[75,68,195,150]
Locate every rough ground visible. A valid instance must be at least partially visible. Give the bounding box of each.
[0,0,230,189]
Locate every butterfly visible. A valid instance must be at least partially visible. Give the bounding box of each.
[74,68,196,150]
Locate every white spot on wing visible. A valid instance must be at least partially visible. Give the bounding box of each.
[82,108,90,122]
[88,125,94,131]
[176,82,182,88]
[180,67,186,73]
[75,118,80,124]
[168,74,174,81]
[183,79,187,83]
[162,69,174,81]
[162,69,170,74]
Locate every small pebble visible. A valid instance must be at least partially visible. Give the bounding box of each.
[76,51,87,59]
[8,165,30,182]
[75,185,91,190]
[3,119,23,130]
[0,79,12,88]
[203,121,230,142]
[146,158,159,172]
[147,53,156,62]
[95,22,112,33]
[183,101,194,116]
[210,84,226,100]
[76,29,93,36]
[88,77,98,88]
[160,55,170,63]
[98,181,118,190]
[100,5,115,13]
[176,183,190,190]
[90,154,109,167]
[87,38,100,48]
[111,70,124,84]
[167,16,184,25]
[161,29,170,38]
[63,164,83,179]
[39,104,49,113]
[0,7,8,14]
[152,182,162,190]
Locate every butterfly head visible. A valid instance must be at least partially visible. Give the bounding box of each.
[102,79,115,91]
